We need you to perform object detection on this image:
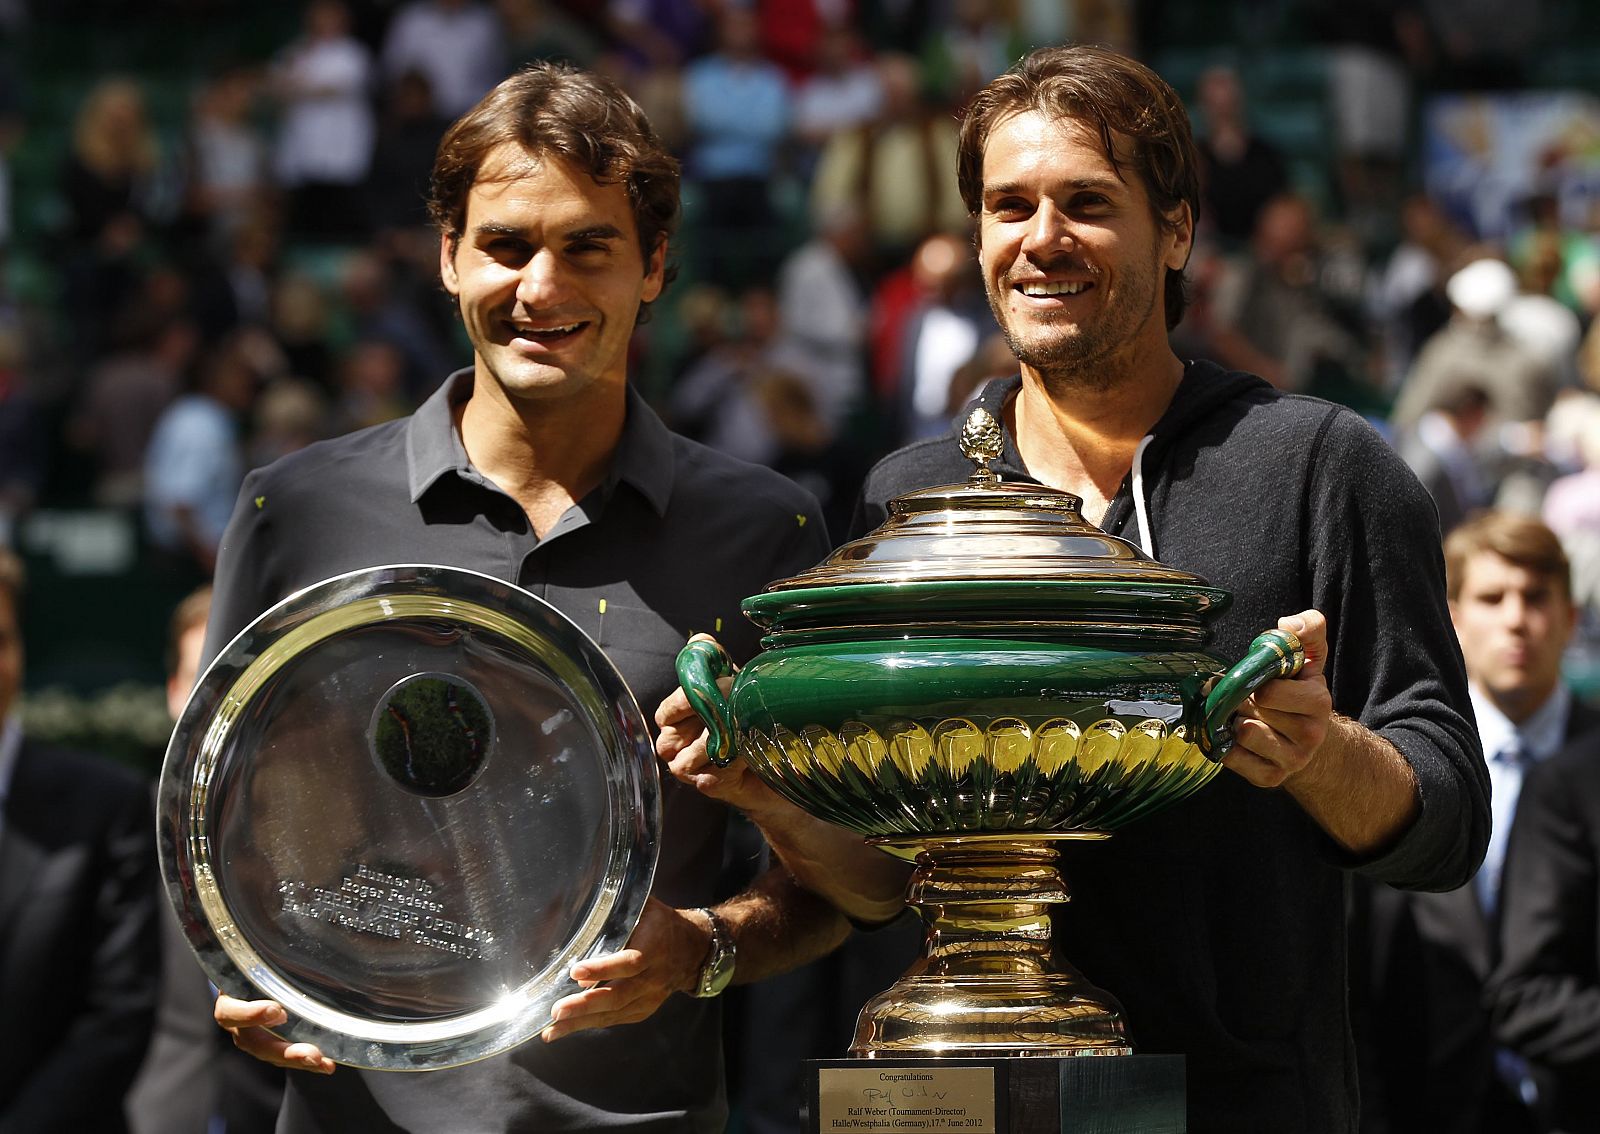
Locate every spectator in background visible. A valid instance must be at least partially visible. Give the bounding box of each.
[924,0,1016,107]
[381,0,506,120]
[790,24,884,182]
[1193,64,1289,249]
[604,0,710,70]
[1509,191,1600,321]
[0,547,159,1134]
[496,0,600,70]
[1491,721,1600,1134]
[1310,0,1428,253]
[127,586,286,1134]
[269,272,334,391]
[1394,257,1561,434]
[1207,193,1371,400]
[1396,382,1492,536]
[339,250,453,402]
[69,301,196,507]
[681,4,791,287]
[1370,194,1470,389]
[249,376,330,469]
[669,286,788,465]
[365,70,451,239]
[270,0,376,242]
[1353,511,1593,1134]
[774,200,872,439]
[811,53,966,266]
[1542,394,1600,642]
[181,66,270,255]
[330,338,409,435]
[143,330,265,579]
[893,230,994,442]
[755,0,834,81]
[60,78,173,359]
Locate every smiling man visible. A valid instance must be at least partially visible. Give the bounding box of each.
[840,45,1488,1133]
[204,63,902,1134]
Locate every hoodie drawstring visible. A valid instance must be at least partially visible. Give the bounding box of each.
[1131,433,1156,559]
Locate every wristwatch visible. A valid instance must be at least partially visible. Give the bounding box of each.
[690,907,736,998]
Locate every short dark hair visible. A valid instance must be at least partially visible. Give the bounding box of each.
[1445,510,1572,602]
[956,45,1200,330]
[428,62,680,316]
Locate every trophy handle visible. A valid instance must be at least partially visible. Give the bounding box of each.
[674,638,738,767]
[1200,628,1306,759]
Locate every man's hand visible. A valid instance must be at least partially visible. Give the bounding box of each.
[1223,608,1421,855]
[654,634,776,810]
[541,898,709,1042]
[214,995,335,1074]
[1223,610,1333,788]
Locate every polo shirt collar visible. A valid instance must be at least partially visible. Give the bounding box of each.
[405,368,675,517]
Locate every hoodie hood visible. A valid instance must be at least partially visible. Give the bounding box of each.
[962,360,1275,554]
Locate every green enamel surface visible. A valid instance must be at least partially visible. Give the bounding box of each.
[729,638,1213,731]
[720,638,1225,837]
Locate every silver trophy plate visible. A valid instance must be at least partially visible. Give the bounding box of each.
[158,564,661,1070]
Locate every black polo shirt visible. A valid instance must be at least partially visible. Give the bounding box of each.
[205,369,830,1133]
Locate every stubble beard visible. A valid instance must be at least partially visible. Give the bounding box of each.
[987,259,1163,397]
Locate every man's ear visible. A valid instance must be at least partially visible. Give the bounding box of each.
[641,236,667,304]
[1165,202,1195,273]
[439,232,460,296]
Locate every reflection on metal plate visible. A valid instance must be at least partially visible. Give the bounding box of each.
[157,564,660,1070]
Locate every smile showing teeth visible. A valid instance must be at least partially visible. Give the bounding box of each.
[1019,280,1089,297]
[512,322,583,337]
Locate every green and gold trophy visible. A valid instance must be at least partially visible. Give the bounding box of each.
[677,409,1303,1132]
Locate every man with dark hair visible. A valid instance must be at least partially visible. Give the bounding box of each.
[662,44,1487,1134]
[1356,510,1594,1133]
[208,62,903,1132]
[0,548,160,1132]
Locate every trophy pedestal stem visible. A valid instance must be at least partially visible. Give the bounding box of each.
[851,835,1131,1058]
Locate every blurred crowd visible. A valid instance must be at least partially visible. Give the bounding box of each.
[0,0,1585,594]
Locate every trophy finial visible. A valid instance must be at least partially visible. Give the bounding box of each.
[959,407,1004,484]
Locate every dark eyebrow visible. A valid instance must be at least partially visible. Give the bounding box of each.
[469,222,626,242]
[565,224,625,243]
[472,221,528,239]
[983,176,1124,199]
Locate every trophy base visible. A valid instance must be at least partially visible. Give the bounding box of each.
[855,834,1132,1058]
[851,972,1131,1058]
[803,1054,1185,1134]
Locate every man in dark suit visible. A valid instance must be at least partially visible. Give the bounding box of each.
[0,546,160,1132]
[1353,511,1598,1133]
[1492,725,1600,1133]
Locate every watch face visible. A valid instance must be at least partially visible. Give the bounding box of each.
[159,564,662,1069]
[702,949,735,997]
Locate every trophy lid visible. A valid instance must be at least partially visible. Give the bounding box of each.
[158,564,659,1070]
[745,408,1229,635]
